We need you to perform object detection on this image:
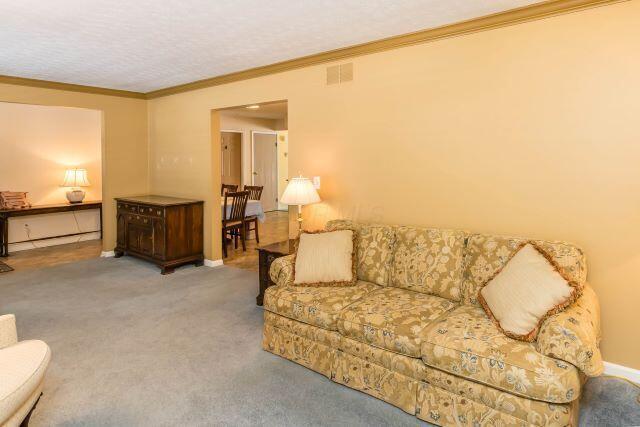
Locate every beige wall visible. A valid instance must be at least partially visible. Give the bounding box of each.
[0,84,149,252]
[0,102,103,250]
[148,1,640,369]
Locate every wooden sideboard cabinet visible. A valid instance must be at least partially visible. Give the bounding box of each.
[114,195,204,274]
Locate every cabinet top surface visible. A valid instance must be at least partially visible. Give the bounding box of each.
[0,201,101,214]
[257,239,295,255]
[116,195,203,206]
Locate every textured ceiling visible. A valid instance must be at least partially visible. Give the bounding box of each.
[0,0,540,92]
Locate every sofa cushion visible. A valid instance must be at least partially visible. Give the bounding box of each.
[420,305,581,403]
[463,233,587,306]
[0,340,51,425]
[390,226,466,300]
[337,287,456,357]
[325,220,396,286]
[263,281,379,331]
[479,243,583,342]
[294,230,357,286]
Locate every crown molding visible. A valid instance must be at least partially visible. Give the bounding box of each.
[0,75,146,99]
[1,0,626,100]
[145,0,625,99]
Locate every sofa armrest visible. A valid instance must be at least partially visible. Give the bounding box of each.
[536,284,603,376]
[269,254,295,287]
[0,314,18,349]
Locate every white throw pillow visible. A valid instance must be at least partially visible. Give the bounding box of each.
[293,230,356,286]
[479,243,582,342]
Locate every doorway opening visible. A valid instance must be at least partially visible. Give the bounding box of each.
[0,101,104,272]
[217,100,289,270]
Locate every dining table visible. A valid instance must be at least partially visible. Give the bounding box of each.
[220,197,266,222]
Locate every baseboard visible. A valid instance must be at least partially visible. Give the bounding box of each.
[100,251,115,258]
[604,361,640,384]
[204,259,224,267]
[9,232,101,253]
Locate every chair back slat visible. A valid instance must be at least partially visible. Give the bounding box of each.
[223,191,249,224]
[221,184,238,196]
[244,185,263,200]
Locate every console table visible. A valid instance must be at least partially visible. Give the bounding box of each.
[0,201,102,257]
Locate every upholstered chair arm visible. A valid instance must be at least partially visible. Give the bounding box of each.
[0,314,18,349]
[536,284,604,376]
[269,254,295,286]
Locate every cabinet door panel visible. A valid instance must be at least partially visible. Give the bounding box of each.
[127,224,140,252]
[153,218,165,258]
[139,226,154,256]
[117,213,126,247]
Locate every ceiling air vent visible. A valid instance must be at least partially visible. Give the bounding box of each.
[326,63,353,85]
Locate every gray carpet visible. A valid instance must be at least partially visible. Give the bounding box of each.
[0,258,638,426]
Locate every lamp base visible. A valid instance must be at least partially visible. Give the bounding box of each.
[297,205,303,236]
[66,190,86,204]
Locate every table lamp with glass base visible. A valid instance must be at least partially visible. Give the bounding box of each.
[280,175,321,235]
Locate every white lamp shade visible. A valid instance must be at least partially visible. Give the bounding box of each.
[61,169,90,187]
[280,176,320,206]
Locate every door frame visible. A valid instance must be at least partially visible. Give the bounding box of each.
[275,130,289,211]
[251,130,278,186]
[221,129,243,187]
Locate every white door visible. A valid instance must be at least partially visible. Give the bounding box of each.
[252,131,278,212]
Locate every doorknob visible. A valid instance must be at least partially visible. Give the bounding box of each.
[253,172,258,175]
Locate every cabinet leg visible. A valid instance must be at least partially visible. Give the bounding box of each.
[160,266,175,275]
[1,218,8,257]
[254,219,259,244]
[194,260,204,267]
[114,250,124,258]
[222,232,228,258]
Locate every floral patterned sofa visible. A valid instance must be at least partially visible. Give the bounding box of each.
[262,220,603,426]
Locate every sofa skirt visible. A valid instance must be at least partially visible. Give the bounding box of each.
[262,311,578,427]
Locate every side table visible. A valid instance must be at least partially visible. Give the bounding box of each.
[256,239,294,305]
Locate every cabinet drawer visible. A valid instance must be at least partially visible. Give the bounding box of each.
[118,203,139,214]
[126,213,152,226]
[138,205,164,217]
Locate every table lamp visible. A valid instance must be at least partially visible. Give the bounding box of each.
[280,175,321,234]
[61,168,90,204]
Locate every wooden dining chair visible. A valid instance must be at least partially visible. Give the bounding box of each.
[243,185,263,243]
[222,190,249,258]
[221,183,238,196]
